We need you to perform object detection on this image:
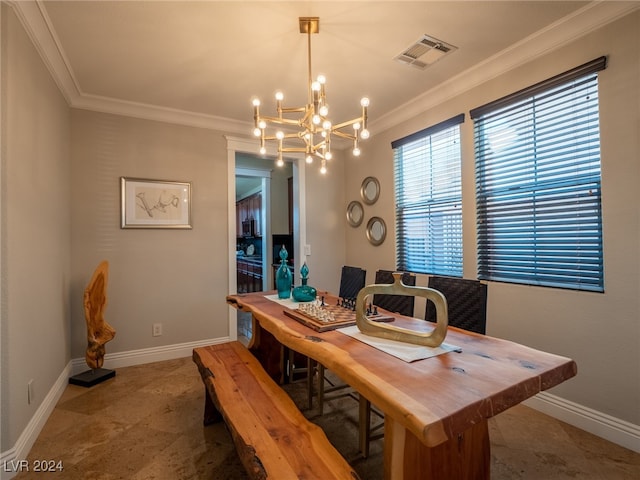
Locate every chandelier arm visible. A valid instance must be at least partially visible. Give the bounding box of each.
[259,116,302,126]
[310,139,327,151]
[280,146,308,153]
[300,108,314,125]
[279,106,307,114]
[331,117,364,131]
[263,132,303,141]
[331,130,357,141]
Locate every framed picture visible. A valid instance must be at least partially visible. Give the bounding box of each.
[120,177,192,229]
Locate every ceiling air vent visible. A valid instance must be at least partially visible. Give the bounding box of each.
[394,34,457,70]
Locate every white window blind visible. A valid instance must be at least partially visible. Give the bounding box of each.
[471,57,606,292]
[392,114,464,276]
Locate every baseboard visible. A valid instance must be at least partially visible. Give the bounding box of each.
[0,363,71,480]
[1,337,230,480]
[70,336,230,375]
[523,391,640,453]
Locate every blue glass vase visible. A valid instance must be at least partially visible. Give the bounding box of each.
[276,245,292,299]
[292,262,317,302]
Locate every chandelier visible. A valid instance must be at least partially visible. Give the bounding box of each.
[252,17,370,174]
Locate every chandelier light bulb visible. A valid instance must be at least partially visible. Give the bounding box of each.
[276,131,285,140]
[360,129,370,140]
[353,122,361,131]
[353,147,361,156]
[311,81,321,91]
[317,75,326,84]
[312,114,321,125]
[258,120,266,129]
[260,146,266,155]
[252,98,261,107]
[322,120,332,130]
[253,128,261,137]
[360,97,370,107]
[325,151,333,160]
[275,91,284,101]
[319,105,329,116]
[306,154,314,164]
[277,158,285,167]
[320,162,327,175]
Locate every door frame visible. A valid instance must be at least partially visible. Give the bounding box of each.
[225,135,306,340]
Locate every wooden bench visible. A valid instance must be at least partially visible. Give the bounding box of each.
[193,341,359,480]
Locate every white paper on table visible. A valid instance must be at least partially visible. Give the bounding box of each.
[338,325,461,363]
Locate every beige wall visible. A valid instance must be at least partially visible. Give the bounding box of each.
[70,110,230,357]
[303,157,347,293]
[1,5,71,450]
[344,11,640,425]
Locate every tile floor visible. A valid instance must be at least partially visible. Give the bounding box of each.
[12,355,639,480]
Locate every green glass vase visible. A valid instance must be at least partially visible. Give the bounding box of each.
[276,245,292,299]
[292,262,317,302]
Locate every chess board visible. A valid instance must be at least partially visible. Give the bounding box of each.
[283,304,394,332]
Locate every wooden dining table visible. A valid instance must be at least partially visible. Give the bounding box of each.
[227,291,577,480]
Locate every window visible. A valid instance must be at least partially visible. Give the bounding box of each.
[392,114,464,276]
[471,57,606,292]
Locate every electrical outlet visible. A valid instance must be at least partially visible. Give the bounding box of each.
[152,323,163,337]
[27,380,34,404]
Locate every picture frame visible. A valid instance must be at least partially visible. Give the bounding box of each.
[120,177,192,229]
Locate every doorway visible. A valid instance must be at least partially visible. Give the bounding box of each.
[226,136,306,342]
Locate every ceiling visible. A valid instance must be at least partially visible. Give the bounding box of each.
[14,1,638,136]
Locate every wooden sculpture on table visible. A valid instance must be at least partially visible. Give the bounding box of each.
[69,260,117,387]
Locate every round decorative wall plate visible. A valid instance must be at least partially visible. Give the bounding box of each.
[346,200,364,227]
[360,176,380,205]
[366,216,387,246]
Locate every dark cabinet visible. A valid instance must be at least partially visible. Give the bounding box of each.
[236,192,262,237]
[237,257,263,293]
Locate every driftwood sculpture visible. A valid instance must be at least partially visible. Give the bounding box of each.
[84,260,116,369]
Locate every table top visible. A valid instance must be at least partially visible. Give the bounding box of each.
[227,291,577,448]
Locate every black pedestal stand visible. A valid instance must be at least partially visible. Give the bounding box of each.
[69,368,115,387]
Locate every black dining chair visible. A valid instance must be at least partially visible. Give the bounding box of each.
[372,269,416,316]
[308,266,367,415]
[425,275,488,334]
[339,265,367,300]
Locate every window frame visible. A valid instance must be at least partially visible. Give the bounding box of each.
[392,114,465,277]
[471,57,606,292]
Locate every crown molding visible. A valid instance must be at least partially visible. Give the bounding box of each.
[72,93,249,134]
[372,0,640,134]
[9,1,639,135]
[8,0,80,105]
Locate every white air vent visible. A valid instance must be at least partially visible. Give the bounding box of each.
[394,34,457,70]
